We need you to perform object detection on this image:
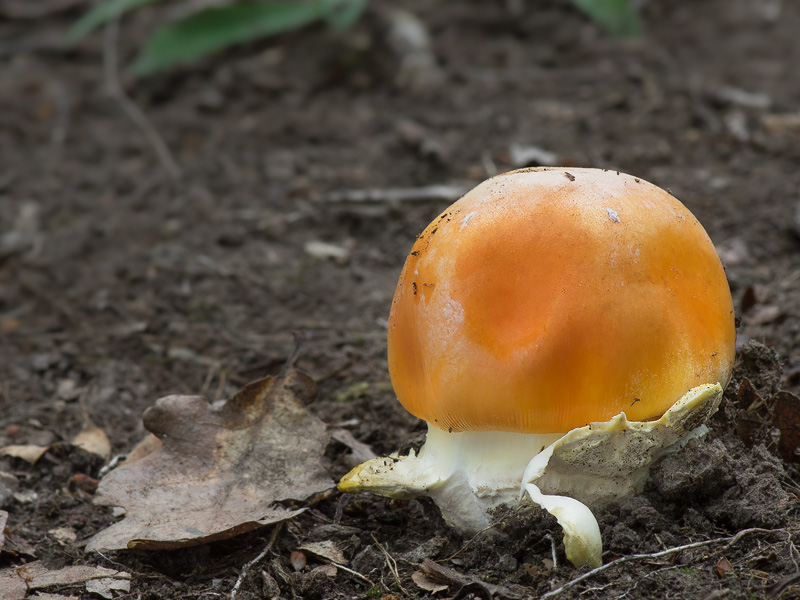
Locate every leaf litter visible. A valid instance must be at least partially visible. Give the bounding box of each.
[86,366,334,551]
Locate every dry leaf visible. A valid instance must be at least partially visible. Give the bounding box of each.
[329,428,377,467]
[744,304,783,325]
[1,444,49,464]
[85,576,131,598]
[716,556,733,576]
[121,434,162,465]
[0,510,7,553]
[772,391,800,463]
[72,421,111,462]
[48,527,77,546]
[86,369,333,551]
[310,564,337,578]
[31,593,79,600]
[0,562,129,600]
[411,571,449,594]
[299,540,348,565]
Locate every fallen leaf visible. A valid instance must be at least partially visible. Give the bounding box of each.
[744,304,783,325]
[72,420,111,462]
[121,433,162,465]
[48,527,77,546]
[0,444,48,464]
[31,594,79,600]
[0,562,129,600]
[86,369,333,551]
[716,556,733,576]
[299,540,348,565]
[0,510,6,553]
[771,391,800,463]
[329,428,377,467]
[310,564,337,578]
[85,576,131,598]
[740,285,758,314]
[412,570,449,594]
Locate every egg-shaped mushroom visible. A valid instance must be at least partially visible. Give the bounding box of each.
[339,168,735,567]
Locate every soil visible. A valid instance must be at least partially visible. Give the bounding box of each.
[1,0,800,598]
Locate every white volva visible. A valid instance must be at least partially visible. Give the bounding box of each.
[339,383,723,568]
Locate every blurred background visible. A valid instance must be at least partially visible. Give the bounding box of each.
[0,0,799,595]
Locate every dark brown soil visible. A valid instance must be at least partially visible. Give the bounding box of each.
[2,0,800,598]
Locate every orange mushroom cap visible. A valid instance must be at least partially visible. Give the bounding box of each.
[388,168,736,434]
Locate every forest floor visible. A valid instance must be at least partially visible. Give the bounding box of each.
[1,0,800,598]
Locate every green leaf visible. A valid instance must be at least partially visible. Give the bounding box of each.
[130,1,329,76]
[67,0,163,44]
[570,0,642,36]
[322,0,369,30]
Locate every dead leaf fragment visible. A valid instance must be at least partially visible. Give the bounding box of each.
[744,304,783,325]
[72,421,111,462]
[329,428,377,467]
[0,562,129,600]
[121,433,162,465]
[1,444,48,464]
[412,570,449,594]
[310,564,337,578]
[772,391,800,463]
[299,540,348,565]
[85,576,131,598]
[0,510,7,553]
[86,370,333,551]
[716,556,733,576]
[48,527,77,546]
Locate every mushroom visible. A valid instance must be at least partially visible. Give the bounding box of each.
[339,168,736,567]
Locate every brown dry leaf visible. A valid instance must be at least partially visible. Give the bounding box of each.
[0,561,129,600]
[310,564,337,578]
[72,420,111,462]
[86,369,333,551]
[329,428,377,467]
[0,510,7,553]
[84,576,131,599]
[121,433,162,465]
[744,304,783,325]
[716,556,733,576]
[411,571,449,594]
[0,444,48,464]
[299,540,348,565]
[771,391,800,463]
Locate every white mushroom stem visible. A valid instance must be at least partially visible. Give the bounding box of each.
[339,427,562,532]
[339,383,724,569]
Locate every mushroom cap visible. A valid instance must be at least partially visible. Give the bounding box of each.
[388,168,735,434]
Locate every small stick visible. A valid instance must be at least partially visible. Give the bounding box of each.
[230,523,282,600]
[541,527,777,599]
[372,535,408,596]
[103,16,182,182]
[329,561,375,587]
[544,533,558,571]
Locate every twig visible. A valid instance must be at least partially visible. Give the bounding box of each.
[544,533,559,571]
[103,16,182,182]
[541,528,776,600]
[326,184,467,204]
[329,561,375,587]
[230,523,283,600]
[372,535,409,596]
